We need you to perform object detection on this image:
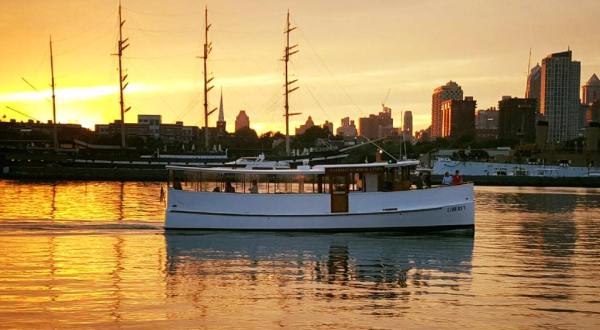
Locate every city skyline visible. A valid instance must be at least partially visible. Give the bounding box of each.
[1,0,600,134]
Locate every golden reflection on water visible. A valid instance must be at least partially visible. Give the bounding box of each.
[1,181,600,328]
[0,180,165,222]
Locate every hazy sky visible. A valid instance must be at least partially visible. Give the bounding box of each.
[1,0,599,133]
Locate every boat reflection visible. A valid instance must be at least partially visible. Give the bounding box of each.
[165,232,474,297]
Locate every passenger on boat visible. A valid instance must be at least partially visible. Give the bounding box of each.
[212,186,221,192]
[452,170,463,185]
[249,180,258,194]
[415,172,424,189]
[225,181,236,193]
[424,171,432,188]
[441,172,452,185]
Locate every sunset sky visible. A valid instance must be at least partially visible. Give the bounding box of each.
[1,0,600,134]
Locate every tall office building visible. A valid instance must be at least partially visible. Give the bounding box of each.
[359,107,394,139]
[582,73,600,105]
[440,96,476,140]
[540,50,581,142]
[498,96,537,142]
[525,64,541,114]
[403,111,413,140]
[431,81,463,139]
[234,110,250,132]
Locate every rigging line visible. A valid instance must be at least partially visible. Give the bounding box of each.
[124,6,203,18]
[53,8,116,43]
[5,106,42,122]
[21,78,52,103]
[295,25,367,116]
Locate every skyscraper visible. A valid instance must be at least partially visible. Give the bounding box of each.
[525,63,541,114]
[403,111,413,140]
[359,107,394,139]
[235,110,250,132]
[540,50,581,142]
[498,96,537,142]
[440,96,476,140]
[431,81,463,139]
[582,73,600,105]
[216,89,226,134]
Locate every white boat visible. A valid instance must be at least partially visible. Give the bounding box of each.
[433,159,600,177]
[164,161,474,232]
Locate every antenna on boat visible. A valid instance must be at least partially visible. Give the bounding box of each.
[200,6,216,151]
[283,10,300,156]
[49,35,58,151]
[116,0,131,149]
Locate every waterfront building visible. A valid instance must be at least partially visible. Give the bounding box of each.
[359,107,395,139]
[95,115,198,143]
[295,116,315,135]
[336,117,358,138]
[322,120,334,134]
[403,111,413,140]
[138,114,161,138]
[475,107,499,140]
[587,101,600,124]
[216,90,226,135]
[526,64,542,114]
[415,127,431,142]
[582,73,600,105]
[235,110,250,132]
[431,81,463,139]
[441,97,476,140]
[540,50,581,143]
[498,96,537,142]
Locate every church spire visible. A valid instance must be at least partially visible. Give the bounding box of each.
[218,87,224,123]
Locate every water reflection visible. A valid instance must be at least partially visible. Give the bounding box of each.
[0,180,165,222]
[165,232,474,303]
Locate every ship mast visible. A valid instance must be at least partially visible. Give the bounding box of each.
[201,6,216,150]
[49,36,58,151]
[283,10,300,156]
[117,1,130,149]
[525,48,531,97]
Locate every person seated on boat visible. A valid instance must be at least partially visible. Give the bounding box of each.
[212,186,221,192]
[424,171,432,188]
[225,181,236,193]
[441,171,452,185]
[249,180,258,194]
[452,170,463,185]
[414,172,424,189]
[173,179,182,190]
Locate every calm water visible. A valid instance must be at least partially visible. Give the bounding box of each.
[0,180,599,329]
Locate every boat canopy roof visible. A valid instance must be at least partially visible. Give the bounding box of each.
[166,160,420,176]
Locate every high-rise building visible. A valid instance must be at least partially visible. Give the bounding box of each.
[403,111,413,140]
[295,116,315,135]
[216,90,226,135]
[526,64,542,115]
[475,107,499,140]
[498,96,537,142]
[441,96,476,139]
[336,117,357,138]
[582,73,600,105]
[431,81,463,139]
[359,107,394,139]
[234,110,250,132]
[540,50,581,142]
[322,120,334,134]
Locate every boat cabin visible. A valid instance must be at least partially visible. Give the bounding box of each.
[167,161,419,213]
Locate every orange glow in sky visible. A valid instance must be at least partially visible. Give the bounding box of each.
[1,0,599,133]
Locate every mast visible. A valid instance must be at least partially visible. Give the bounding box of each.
[117,1,130,149]
[525,48,531,97]
[201,6,216,150]
[283,10,300,156]
[49,36,58,151]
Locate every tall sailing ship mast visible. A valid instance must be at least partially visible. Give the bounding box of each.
[283,10,300,156]
[116,1,130,149]
[49,36,58,151]
[201,6,216,151]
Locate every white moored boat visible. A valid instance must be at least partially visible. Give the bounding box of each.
[164,161,474,232]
